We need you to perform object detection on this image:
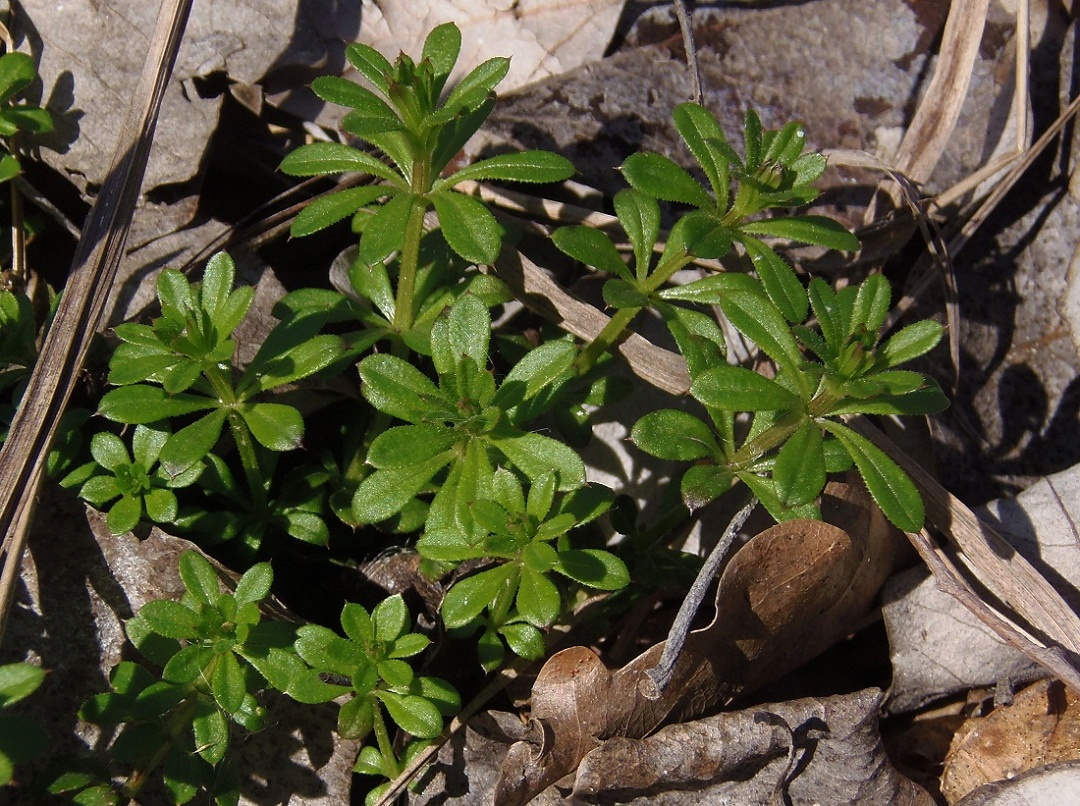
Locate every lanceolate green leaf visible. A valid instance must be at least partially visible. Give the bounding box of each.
[881,320,944,367]
[551,225,631,281]
[358,354,445,422]
[673,102,735,207]
[720,292,805,382]
[772,422,825,507]
[278,142,404,187]
[740,215,859,252]
[352,451,454,524]
[345,42,392,94]
[441,564,516,628]
[431,190,503,265]
[442,57,510,113]
[691,364,800,413]
[358,191,414,267]
[630,410,720,461]
[613,189,660,279]
[820,420,924,532]
[621,151,714,209]
[241,403,304,452]
[290,185,387,238]
[99,385,217,424]
[439,150,574,187]
[737,234,807,322]
[486,430,586,490]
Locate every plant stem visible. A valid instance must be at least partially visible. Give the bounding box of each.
[371,702,401,778]
[204,364,267,511]
[575,252,695,374]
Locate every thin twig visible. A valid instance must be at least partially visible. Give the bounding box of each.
[642,494,758,698]
[673,0,703,105]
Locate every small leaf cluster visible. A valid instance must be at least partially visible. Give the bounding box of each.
[420,468,626,670]
[280,22,573,267]
[632,273,945,531]
[553,103,861,373]
[71,551,453,805]
[293,596,459,804]
[352,293,585,525]
[0,51,53,183]
[73,252,346,551]
[0,662,48,788]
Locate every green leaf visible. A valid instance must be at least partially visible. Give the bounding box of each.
[614,189,661,280]
[138,600,200,640]
[499,622,545,660]
[352,452,452,523]
[313,77,400,134]
[0,53,36,105]
[162,749,201,805]
[279,142,402,185]
[234,562,272,607]
[192,701,229,765]
[358,190,414,266]
[212,651,246,714]
[826,383,949,416]
[439,293,491,371]
[850,273,891,336]
[495,340,576,410]
[367,424,459,468]
[737,234,807,322]
[241,403,304,451]
[621,151,713,209]
[345,42,392,94]
[0,663,44,707]
[358,353,445,422]
[200,252,235,321]
[773,422,826,507]
[376,690,442,739]
[487,430,586,490]
[442,57,510,113]
[516,567,561,627]
[555,549,629,590]
[99,385,217,424]
[391,633,430,659]
[820,421,924,532]
[599,279,646,310]
[657,271,764,305]
[744,109,764,171]
[740,215,860,252]
[431,190,503,265]
[630,409,719,461]
[441,151,574,187]
[673,102,736,207]
[178,550,220,606]
[159,409,228,476]
[0,153,19,184]
[551,225,631,281]
[373,595,409,643]
[107,496,142,535]
[691,365,800,412]
[881,320,943,367]
[291,185,387,237]
[720,292,804,380]
[680,463,734,510]
[423,21,462,78]
[89,432,130,472]
[337,696,375,741]
[441,564,516,628]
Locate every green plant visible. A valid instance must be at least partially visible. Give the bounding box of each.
[0,51,53,185]
[54,20,950,805]
[82,252,346,553]
[293,595,459,804]
[0,662,48,787]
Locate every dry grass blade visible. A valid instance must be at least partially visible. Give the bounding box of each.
[0,0,194,642]
[891,0,992,186]
[849,418,1080,676]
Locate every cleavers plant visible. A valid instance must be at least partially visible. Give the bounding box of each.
[41,20,948,805]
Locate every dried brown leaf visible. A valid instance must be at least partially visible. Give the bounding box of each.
[495,479,907,804]
[942,678,1080,804]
